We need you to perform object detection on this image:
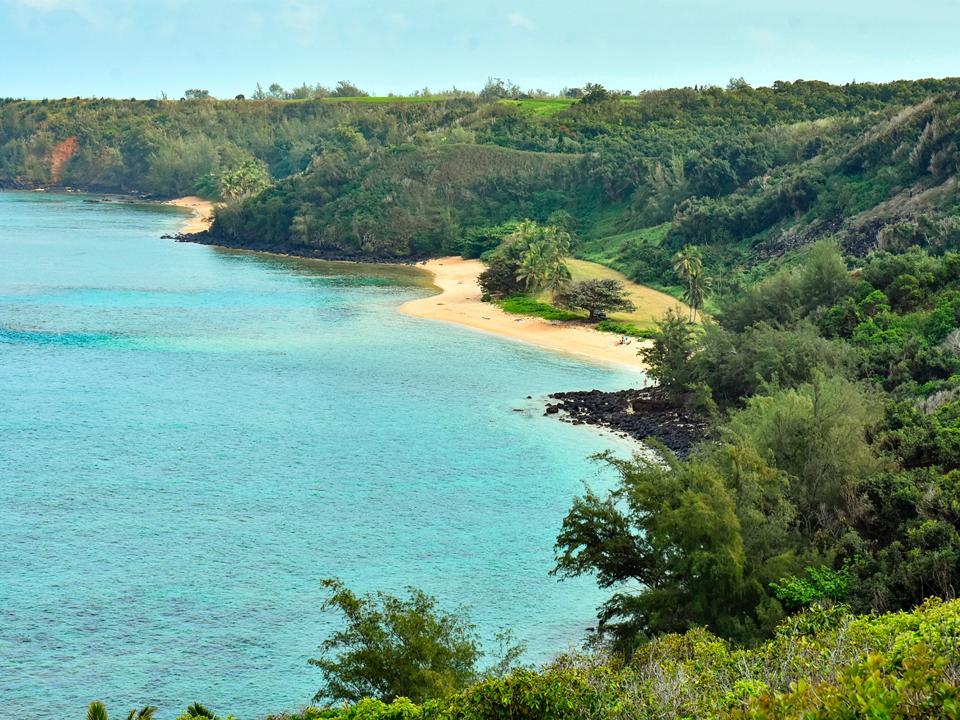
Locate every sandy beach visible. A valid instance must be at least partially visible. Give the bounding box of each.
[166,196,216,233]
[400,257,651,371]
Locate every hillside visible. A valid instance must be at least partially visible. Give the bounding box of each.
[4,78,960,281]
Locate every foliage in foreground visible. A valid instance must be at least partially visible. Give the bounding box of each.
[310,579,523,704]
[266,598,960,720]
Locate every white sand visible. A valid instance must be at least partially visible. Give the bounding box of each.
[165,196,216,233]
[400,257,649,371]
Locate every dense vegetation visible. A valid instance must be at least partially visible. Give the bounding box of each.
[548,239,960,652]
[87,598,960,719]
[5,76,960,269]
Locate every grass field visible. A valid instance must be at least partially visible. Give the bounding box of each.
[495,295,584,321]
[579,222,672,265]
[496,98,576,117]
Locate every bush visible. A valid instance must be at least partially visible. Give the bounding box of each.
[309,579,522,704]
[692,320,852,407]
[594,320,654,338]
[477,257,523,296]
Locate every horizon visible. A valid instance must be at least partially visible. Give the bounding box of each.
[3,0,959,99]
[4,73,960,102]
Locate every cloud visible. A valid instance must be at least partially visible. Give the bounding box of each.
[7,0,115,29]
[279,0,326,46]
[507,11,535,30]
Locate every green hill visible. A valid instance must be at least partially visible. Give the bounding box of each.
[5,78,960,275]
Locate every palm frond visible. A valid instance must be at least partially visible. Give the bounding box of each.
[87,700,109,720]
[185,702,216,718]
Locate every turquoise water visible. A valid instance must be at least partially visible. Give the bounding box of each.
[0,192,641,718]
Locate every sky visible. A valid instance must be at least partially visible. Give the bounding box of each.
[2,0,959,99]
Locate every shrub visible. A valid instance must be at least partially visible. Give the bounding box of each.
[309,579,522,704]
[594,320,654,338]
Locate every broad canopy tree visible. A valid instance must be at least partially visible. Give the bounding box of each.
[556,278,635,321]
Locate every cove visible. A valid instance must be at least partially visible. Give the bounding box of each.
[0,191,642,718]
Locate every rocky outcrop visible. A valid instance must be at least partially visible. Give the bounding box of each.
[545,386,710,457]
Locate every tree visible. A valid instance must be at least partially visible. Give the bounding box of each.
[691,320,852,407]
[333,80,368,97]
[479,77,520,102]
[580,83,610,104]
[477,220,570,297]
[725,373,881,530]
[556,278,635,322]
[673,246,706,320]
[638,307,701,400]
[684,268,711,321]
[183,89,211,100]
[516,241,571,296]
[309,579,522,704]
[511,220,571,295]
[554,443,797,652]
[144,135,220,197]
[478,256,523,296]
[179,703,217,719]
[217,158,270,201]
[515,240,551,292]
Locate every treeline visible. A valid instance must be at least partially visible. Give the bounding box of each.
[5,77,960,267]
[214,80,957,262]
[209,76,960,262]
[0,96,479,197]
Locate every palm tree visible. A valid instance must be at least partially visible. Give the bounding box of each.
[515,241,550,291]
[511,220,572,296]
[543,253,572,300]
[673,246,706,320]
[683,269,711,322]
[672,245,703,286]
[185,703,216,718]
[86,701,156,720]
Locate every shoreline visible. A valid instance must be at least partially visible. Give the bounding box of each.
[166,196,216,234]
[399,257,649,371]
[174,225,649,371]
